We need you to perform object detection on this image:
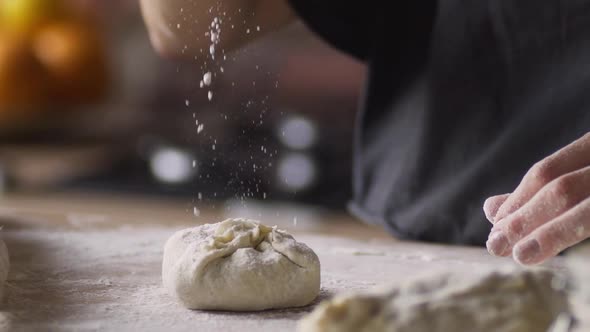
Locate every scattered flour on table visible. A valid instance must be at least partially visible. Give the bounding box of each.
[330,247,385,256]
[0,224,571,332]
[0,237,8,301]
[1,227,330,331]
[66,214,109,227]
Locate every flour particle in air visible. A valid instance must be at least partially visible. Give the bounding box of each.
[203,72,212,86]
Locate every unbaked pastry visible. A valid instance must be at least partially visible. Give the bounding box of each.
[162,218,320,311]
[298,268,569,332]
[565,243,590,304]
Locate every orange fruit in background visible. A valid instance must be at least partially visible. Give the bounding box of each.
[0,0,65,35]
[0,0,111,116]
[33,20,110,104]
[0,31,50,113]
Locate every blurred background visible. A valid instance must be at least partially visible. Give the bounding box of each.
[0,0,366,215]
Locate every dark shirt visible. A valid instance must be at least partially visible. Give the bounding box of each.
[287,0,590,245]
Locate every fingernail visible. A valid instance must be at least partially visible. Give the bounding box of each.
[514,239,541,265]
[487,231,510,256]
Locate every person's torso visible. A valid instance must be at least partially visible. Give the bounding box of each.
[290,0,590,245]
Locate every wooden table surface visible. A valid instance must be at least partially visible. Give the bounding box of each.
[0,192,582,332]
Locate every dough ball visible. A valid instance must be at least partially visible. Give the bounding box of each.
[566,243,590,330]
[298,268,569,332]
[162,218,321,311]
[0,238,8,301]
[565,242,590,304]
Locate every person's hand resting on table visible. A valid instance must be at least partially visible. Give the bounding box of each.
[485,133,590,265]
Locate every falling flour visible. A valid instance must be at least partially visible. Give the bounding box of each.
[203,72,212,86]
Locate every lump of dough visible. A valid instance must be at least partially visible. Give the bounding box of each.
[162,218,321,311]
[298,268,569,332]
[565,243,590,305]
[564,243,590,330]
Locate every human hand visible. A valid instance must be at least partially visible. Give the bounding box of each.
[138,0,295,58]
[483,133,590,265]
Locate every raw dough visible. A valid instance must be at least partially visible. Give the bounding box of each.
[162,218,320,311]
[0,238,8,301]
[564,243,590,331]
[298,268,569,332]
[565,243,590,304]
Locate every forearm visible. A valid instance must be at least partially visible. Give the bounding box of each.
[139,0,295,58]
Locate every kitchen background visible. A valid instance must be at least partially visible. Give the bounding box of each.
[0,0,366,213]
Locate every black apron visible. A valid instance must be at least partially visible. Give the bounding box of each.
[288,0,590,245]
